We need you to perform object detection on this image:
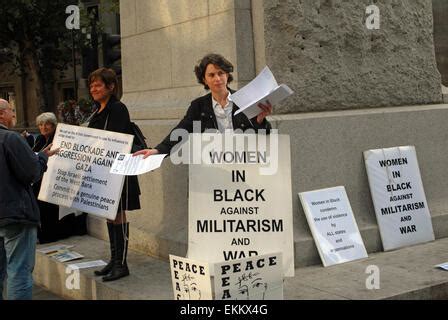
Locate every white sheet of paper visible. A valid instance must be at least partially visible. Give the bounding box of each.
[110,153,166,176]
[68,260,107,270]
[435,262,448,271]
[37,244,75,255]
[231,66,293,119]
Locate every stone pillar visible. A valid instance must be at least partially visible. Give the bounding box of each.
[432,0,448,86]
[120,0,256,117]
[92,0,260,260]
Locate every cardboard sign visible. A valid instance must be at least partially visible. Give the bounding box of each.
[187,133,294,277]
[38,124,133,220]
[364,146,434,251]
[169,255,213,300]
[214,252,283,300]
[299,186,368,267]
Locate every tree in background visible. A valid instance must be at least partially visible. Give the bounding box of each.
[0,0,76,118]
[0,0,118,126]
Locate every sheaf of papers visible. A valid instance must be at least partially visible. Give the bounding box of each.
[51,250,84,263]
[37,244,75,255]
[110,153,167,176]
[231,66,294,119]
[67,260,107,270]
[435,262,448,271]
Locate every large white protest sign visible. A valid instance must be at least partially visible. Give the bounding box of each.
[299,186,368,267]
[188,133,294,277]
[38,124,133,220]
[364,146,434,251]
[214,252,283,300]
[169,255,213,300]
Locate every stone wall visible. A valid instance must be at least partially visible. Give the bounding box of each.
[261,0,442,113]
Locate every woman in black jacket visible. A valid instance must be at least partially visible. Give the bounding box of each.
[134,53,272,158]
[88,68,141,282]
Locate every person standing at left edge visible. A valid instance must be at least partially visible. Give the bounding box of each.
[0,99,58,300]
[87,68,141,282]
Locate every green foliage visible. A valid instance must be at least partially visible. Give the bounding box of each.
[0,0,76,75]
[56,97,95,125]
[0,1,116,111]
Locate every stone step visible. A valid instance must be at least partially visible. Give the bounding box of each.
[33,235,448,300]
[32,284,64,300]
[33,235,173,300]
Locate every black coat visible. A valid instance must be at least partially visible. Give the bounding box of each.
[155,91,272,155]
[32,133,54,153]
[88,96,141,211]
[0,125,48,227]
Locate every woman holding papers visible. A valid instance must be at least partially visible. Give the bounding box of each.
[87,67,141,282]
[133,53,272,158]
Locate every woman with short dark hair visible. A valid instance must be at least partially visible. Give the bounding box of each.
[87,67,141,282]
[134,53,272,158]
[194,53,234,89]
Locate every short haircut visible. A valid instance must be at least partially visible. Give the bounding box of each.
[194,53,234,90]
[88,67,118,96]
[0,99,10,111]
[36,112,58,127]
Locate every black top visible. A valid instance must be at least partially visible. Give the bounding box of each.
[155,91,272,155]
[88,95,134,135]
[32,133,54,153]
[0,126,48,227]
[88,95,141,211]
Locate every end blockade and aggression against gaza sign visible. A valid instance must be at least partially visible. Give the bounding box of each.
[364,146,434,251]
[38,124,133,220]
[187,134,294,277]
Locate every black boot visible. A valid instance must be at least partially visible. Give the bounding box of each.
[94,222,115,276]
[102,223,130,282]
